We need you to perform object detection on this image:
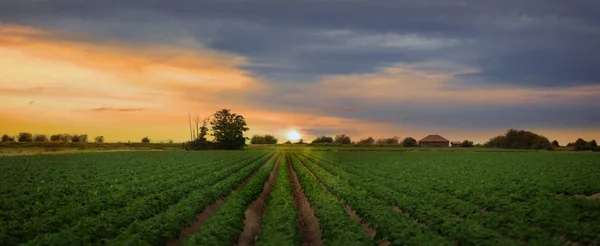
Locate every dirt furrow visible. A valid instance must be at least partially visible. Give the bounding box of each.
[166,162,266,246]
[288,155,324,246]
[294,155,388,245]
[237,155,280,246]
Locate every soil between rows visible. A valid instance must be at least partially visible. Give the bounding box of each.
[237,155,280,246]
[288,155,324,246]
[166,158,269,246]
[292,154,389,245]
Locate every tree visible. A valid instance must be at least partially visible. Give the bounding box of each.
[71,134,88,143]
[312,135,334,144]
[551,140,560,147]
[357,137,375,145]
[334,134,352,144]
[284,140,292,144]
[376,136,399,145]
[34,134,48,142]
[210,109,249,150]
[18,132,33,142]
[94,136,105,143]
[484,129,552,150]
[460,140,474,147]
[402,137,418,147]
[250,134,278,144]
[51,133,71,142]
[295,139,304,144]
[1,134,15,142]
[141,137,151,143]
[590,140,598,148]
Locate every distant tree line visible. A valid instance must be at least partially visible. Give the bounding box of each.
[484,129,553,150]
[0,132,165,144]
[250,134,278,144]
[0,133,96,143]
[566,138,598,151]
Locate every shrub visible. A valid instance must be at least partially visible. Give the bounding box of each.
[1,134,15,142]
[357,137,375,145]
[141,137,151,143]
[402,137,418,147]
[334,134,352,144]
[376,136,399,145]
[94,136,105,143]
[34,135,48,142]
[484,129,553,150]
[17,132,33,142]
[250,134,278,144]
[312,136,334,144]
[460,140,474,147]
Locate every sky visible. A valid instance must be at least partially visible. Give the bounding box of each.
[1,0,599,144]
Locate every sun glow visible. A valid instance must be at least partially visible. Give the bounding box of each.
[287,130,301,141]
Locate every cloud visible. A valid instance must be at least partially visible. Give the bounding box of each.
[82,107,144,112]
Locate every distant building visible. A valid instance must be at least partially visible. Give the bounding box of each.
[450,141,462,147]
[419,134,450,147]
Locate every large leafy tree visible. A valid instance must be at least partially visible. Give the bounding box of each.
[211,109,249,149]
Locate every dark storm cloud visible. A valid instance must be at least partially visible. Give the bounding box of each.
[2,0,599,87]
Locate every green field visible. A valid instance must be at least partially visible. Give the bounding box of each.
[1,149,599,245]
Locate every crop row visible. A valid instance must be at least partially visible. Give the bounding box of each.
[6,152,272,245]
[255,153,301,246]
[315,152,599,244]
[183,152,281,245]
[3,152,268,245]
[293,153,451,245]
[288,153,374,245]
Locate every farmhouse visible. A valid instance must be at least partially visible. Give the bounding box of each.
[419,134,450,147]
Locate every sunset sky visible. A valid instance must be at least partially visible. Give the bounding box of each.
[1,0,599,144]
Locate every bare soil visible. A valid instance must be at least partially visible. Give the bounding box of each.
[288,156,324,246]
[166,198,225,246]
[556,192,600,200]
[237,155,280,246]
[166,162,265,246]
[294,155,387,245]
[574,193,600,200]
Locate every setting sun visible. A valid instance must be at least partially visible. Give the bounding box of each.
[287,130,301,141]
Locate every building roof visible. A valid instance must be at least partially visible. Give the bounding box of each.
[419,134,450,142]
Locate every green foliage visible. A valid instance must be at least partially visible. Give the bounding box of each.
[141,136,150,143]
[185,154,279,246]
[251,134,278,144]
[485,129,553,150]
[17,132,33,142]
[289,154,375,245]
[256,154,301,246]
[460,140,474,147]
[210,109,249,150]
[357,137,375,145]
[294,139,304,144]
[334,134,352,144]
[570,138,597,151]
[551,140,559,147]
[312,135,334,144]
[401,137,418,147]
